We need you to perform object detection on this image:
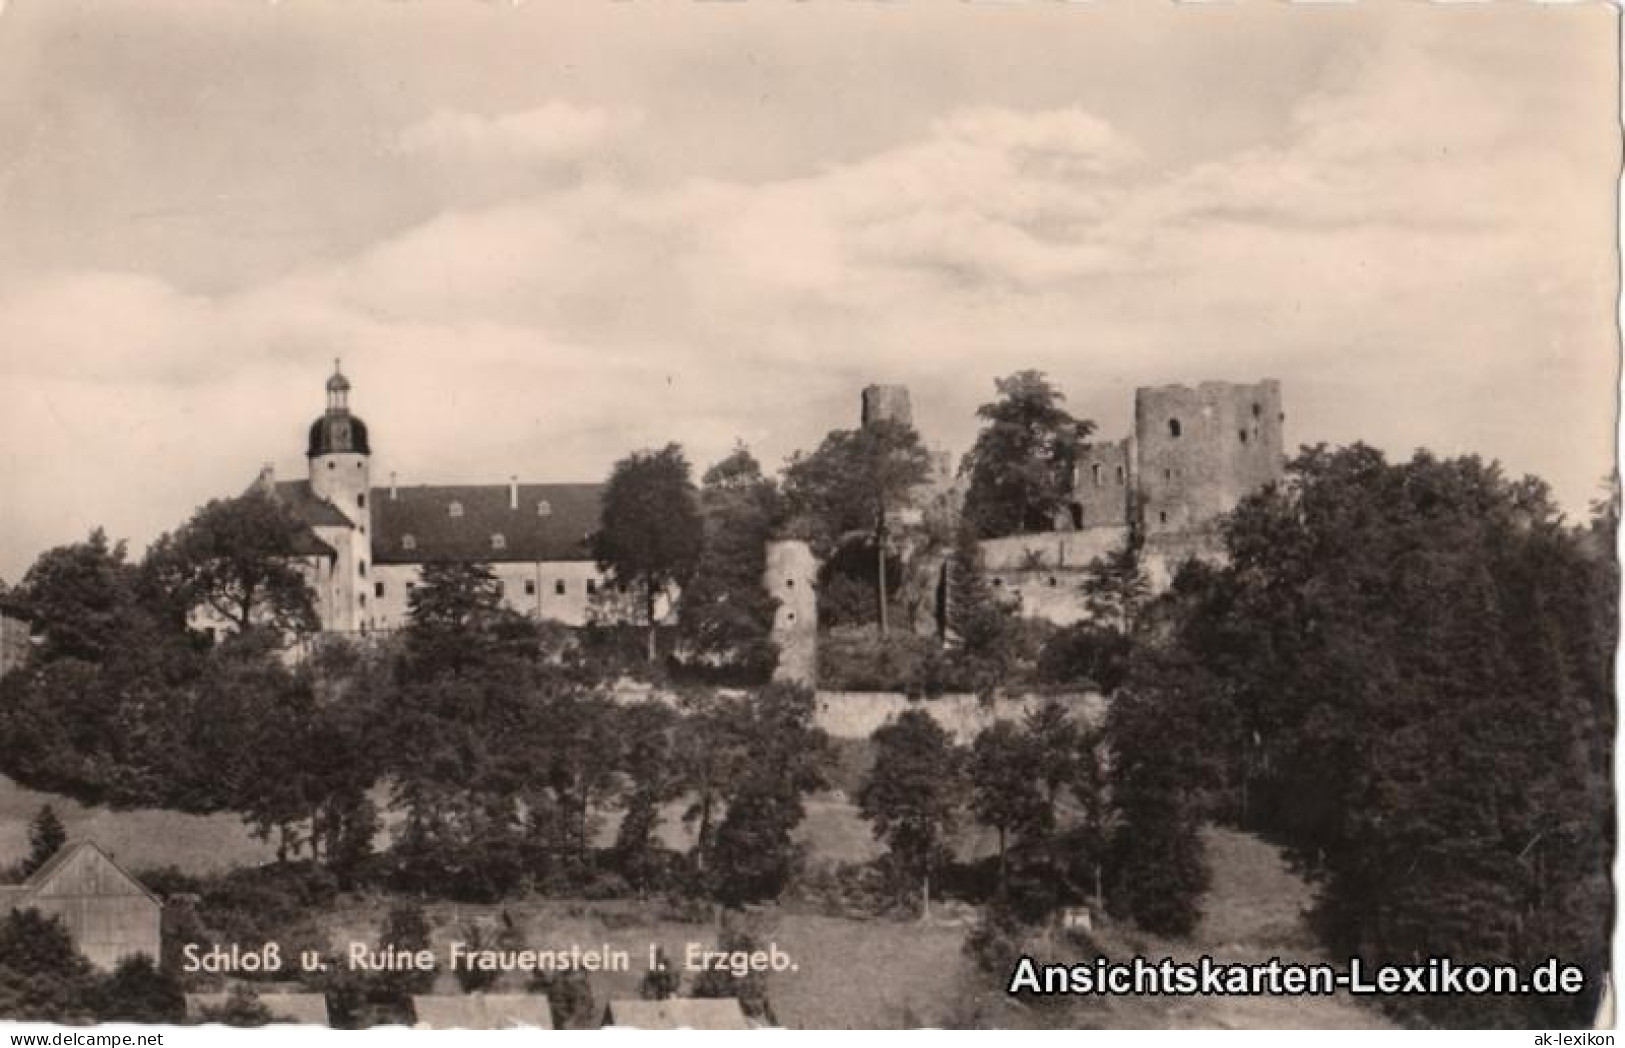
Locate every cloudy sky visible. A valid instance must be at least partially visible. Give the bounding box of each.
[0,0,1617,581]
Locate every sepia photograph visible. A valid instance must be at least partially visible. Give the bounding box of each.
[0,0,1618,1034]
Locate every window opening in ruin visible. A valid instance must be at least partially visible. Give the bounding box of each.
[1159,511,1168,524]
[1091,463,1103,486]
[402,534,416,550]
[1239,429,1249,444]
[1115,466,1125,484]
[449,501,463,518]
[357,493,366,509]
[492,533,506,550]
[1168,418,1182,437]
[538,500,552,516]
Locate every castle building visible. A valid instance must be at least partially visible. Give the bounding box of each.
[979,379,1286,623]
[232,365,612,638]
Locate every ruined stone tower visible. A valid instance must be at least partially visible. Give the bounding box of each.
[1134,379,1284,536]
[765,539,819,686]
[861,384,913,429]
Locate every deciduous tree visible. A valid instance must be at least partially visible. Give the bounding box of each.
[783,420,932,636]
[959,371,1093,538]
[594,444,704,662]
[858,709,962,917]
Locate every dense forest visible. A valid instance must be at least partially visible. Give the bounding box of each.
[0,423,1613,1028]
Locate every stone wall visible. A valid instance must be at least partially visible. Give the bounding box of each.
[1071,437,1134,529]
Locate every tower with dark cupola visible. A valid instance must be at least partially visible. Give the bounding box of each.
[305,361,373,631]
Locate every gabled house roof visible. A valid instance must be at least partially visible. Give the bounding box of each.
[603,998,751,1030]
[373,483,603,565]
[7,840,161,907]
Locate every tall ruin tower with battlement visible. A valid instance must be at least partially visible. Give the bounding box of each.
[1134,379,1284,536]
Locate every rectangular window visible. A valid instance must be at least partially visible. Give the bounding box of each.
[555,580,566,595]
[525,579,536,596]
[374,582,384,598]
[586,579,598,596]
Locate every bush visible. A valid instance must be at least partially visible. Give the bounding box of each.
[1036,623,1132,692]
[818,629,942,693]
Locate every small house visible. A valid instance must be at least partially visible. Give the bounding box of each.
[0,841,161,970]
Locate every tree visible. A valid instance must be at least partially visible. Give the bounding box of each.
[594,444,704,663]
[145,491,320,641]
[858,709,961,917]
[15,529,153,664]
[677,444,784,681]
[402,561,537,676]
[96,954,186,1024]
[945,526,1024,696]
[704,685,831,906]
[639,946,680,1001]
[690,922,773,1023]
[968,722,1050,899]
[1141,444,1615,1026]
[376,904,437,998]
[612,701,684,891]
[198,984,273,1026]
[959,371,1093,538]
[783,420,933,636]
[1080,539,1151,634]
[0,909,97,1021]
[20,806,66,878]
[1106,670,1210,937]
[536,965,595,1029]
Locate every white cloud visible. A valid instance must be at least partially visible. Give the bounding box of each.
[0,16,1615,580]
[394,103,642,168]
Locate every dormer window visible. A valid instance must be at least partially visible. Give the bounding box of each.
[402,534,417,551]
[537,500,552,517]
[492,533,506,551]
[449,501,463,518]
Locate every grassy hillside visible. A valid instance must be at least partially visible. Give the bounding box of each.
[0,773,274,877]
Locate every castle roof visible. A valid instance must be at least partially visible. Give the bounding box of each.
[307,414,370,457]
[373,483,603,565]
[268,480,353,532]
